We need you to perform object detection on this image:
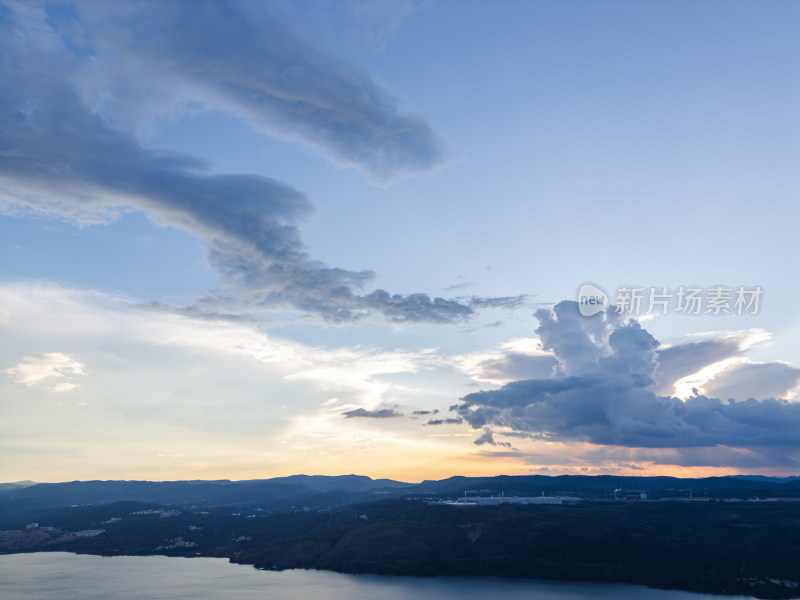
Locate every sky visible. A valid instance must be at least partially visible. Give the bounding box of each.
[1,0,800,483]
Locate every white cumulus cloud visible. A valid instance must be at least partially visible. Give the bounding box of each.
[6,352,86,391]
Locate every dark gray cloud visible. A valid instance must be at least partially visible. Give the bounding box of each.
[455,301,800,459]
[426,418,463,426]
[364,291,473,324]
[497,431,544,440]
[473,428,512,448]
[0,1,507,325]
[413,409,439,415]
[342,408,403,419]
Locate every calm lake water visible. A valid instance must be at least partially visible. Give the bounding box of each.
[0,552,757,600]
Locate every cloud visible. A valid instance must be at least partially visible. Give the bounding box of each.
[342,408,403,419]
[444,277,478,291]
[473,428,512,448]
[454,336,557,385]
[364,290,474,324]
[468,353,558,384]
[0,281,441,409]
[651,331,766,395]
[533,301,619,376]
[0,1,500,325]
[559,443,800,472]
[52,382,78,393]
[426,418,463,426]
[413,409,439,415]
[702,361,800,401]
[339,0,429,52]
[467,295,528,310]
[6,352,86,391]
[75,0,445,184]
[454,301,800,459]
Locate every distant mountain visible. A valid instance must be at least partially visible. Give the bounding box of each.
[0,475,410,525]
[0,481,37,491]
[414,474,800,498]
[726,474,800,484]
[248,474,410,493]
[2,473,799,526]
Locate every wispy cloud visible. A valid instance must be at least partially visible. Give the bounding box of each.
[342,408,403,419]
[466,295,528,310]
[0,281,439,410]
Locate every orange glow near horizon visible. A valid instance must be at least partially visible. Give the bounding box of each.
[12,458,795,485]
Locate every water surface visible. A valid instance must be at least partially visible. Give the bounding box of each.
[0,552,757,599]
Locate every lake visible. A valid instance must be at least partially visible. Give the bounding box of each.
[0,552,757,599]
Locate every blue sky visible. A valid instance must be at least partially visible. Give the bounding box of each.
[1,0,799,482]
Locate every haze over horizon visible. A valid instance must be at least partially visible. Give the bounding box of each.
[1,0,799,483]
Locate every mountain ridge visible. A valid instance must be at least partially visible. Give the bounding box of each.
[2,473,799,521]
